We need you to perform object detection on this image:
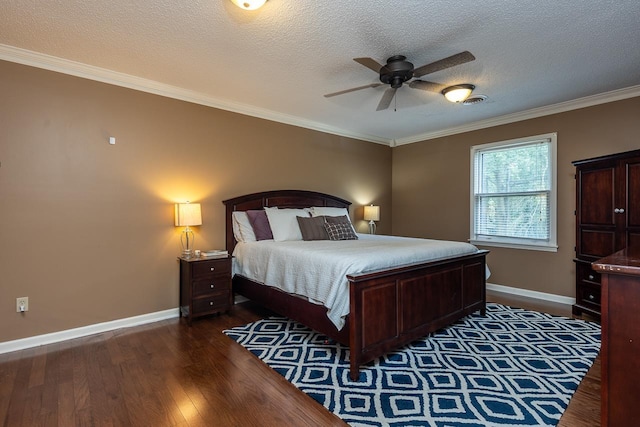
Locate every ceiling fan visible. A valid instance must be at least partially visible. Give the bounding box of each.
[324,51,475,111]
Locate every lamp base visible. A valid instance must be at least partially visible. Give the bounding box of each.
[182,249,194,259]
[181,228,195,258]
[368,220,377,235]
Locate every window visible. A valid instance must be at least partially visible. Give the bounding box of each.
[470,133,557,251]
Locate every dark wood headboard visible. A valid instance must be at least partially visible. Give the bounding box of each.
[222,190,351,254]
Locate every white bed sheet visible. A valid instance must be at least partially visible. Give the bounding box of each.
[232,234,482,330]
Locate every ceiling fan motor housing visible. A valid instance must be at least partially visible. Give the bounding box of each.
[379,55,414,88]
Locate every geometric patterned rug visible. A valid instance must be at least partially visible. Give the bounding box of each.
[224,303,600,426]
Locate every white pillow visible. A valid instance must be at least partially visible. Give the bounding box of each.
[264,207,309,241]
[309,206,351,222]
[232,211,257,243]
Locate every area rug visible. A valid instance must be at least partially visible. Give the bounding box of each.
[224,303,600,426]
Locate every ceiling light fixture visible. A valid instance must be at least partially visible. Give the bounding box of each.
[442,84,475,103]
[230,0,267,10]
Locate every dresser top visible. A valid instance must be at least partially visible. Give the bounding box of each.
[592,247,640,276]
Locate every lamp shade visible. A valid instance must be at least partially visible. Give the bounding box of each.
[174,203,202,227]
[230,0,267,10]
[442,84,475,103]
[364,205,380,222]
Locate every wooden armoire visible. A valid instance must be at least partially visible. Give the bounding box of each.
[573,149,640,318]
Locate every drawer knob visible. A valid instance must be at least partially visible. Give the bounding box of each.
[210,267,215,271]
[209,301,214,306]
[210,284,215,289]
[588,274,594,280]
[588,294,595,300]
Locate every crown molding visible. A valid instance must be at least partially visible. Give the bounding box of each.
[2,44,637,148]
[0,44,392,146]
[394,85,640,146]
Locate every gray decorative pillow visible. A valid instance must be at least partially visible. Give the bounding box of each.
[325,221,358,241]
[325,214,357,233]
[297,216,330,241]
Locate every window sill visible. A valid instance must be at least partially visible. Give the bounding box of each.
[469,239,558,252]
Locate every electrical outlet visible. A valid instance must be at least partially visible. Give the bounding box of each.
[16,297,28,312]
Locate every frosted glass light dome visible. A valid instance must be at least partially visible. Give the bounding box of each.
[442,84,475,103]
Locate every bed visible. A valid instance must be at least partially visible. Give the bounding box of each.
[223,190,489,380]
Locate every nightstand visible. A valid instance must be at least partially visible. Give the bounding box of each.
[179,256,232,325]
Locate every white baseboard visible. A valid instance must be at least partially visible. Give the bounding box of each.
[0,285,574,355]
[0,308,180,355]
[487,282,576,305]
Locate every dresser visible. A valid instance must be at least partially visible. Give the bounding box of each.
[573,149,640,318]
[179,256,232,324]
[592,247,640,426]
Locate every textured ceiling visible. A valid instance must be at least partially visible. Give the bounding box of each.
[1,0,640,145]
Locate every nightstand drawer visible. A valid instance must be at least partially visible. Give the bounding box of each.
[180,256,232,324]
[576,282,601,311]
[192,292,231,315]
[192,278,231,298]
[192,258,231,278]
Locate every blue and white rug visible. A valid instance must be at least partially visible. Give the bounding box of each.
[224,303,600,426]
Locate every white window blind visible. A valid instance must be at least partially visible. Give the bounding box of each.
[470,133,557,251]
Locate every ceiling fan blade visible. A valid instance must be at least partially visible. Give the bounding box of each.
[376,88,397,111]
[353,57,384,73]
[413,51,476,77]
[408,80,447,93]
[324,83,384,98]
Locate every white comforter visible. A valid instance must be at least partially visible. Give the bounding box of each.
[232,234,482,330]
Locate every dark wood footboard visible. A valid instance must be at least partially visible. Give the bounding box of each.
[346,250,487,380]
[233,250,487,381]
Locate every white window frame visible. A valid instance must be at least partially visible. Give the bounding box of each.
[470,133,558,252]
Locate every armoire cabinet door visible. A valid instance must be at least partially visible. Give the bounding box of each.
[623,157,640,248]
[577,165,617,260]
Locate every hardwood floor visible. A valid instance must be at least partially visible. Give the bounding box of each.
[1,293,600,426]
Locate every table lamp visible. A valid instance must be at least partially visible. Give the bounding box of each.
[175,202,202,258]
[364,205,380,235]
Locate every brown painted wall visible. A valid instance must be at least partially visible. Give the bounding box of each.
[2,56,638,344]
[0,60,392,342]
[392,96,640,297]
